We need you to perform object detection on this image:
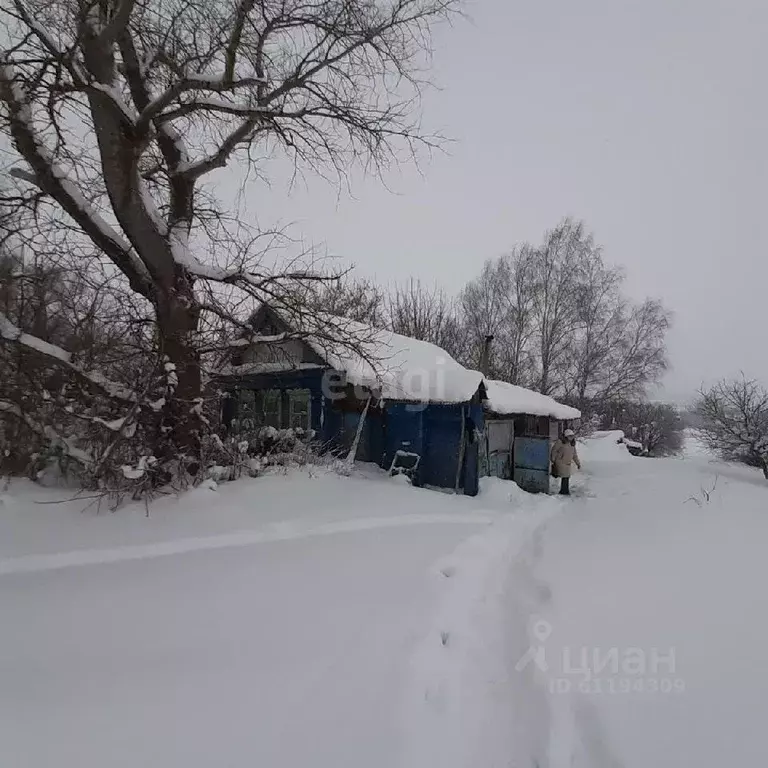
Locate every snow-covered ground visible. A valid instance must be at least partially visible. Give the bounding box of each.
[0,467,557,768]
[1,434,766,767]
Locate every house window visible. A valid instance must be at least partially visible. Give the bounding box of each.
[255,389,282,428]
[515,414,550,437]
[288,389,311,431]
[233,389,281,430]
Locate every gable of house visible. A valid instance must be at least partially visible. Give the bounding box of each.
[232,304,327,370]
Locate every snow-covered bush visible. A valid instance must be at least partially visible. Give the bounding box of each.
[696,376,768,480]
[197,426,327,485]
[587,400,683,457]
[576,413,603,438]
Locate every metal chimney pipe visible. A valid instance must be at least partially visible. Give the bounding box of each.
[479,334,494,376]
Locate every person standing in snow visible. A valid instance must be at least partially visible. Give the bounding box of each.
[550,429,581,496]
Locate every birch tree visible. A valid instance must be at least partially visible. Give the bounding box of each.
[530,219,589,395]
[565,254,625,407]
[460,219,670,403]
[460,257,510,374]
[460,247,536,384]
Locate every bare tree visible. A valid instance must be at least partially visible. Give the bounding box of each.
[307,275,385,326]
[0,0,458,462]
[0,249,153,478]
[564,254,625,407]
[463,220,670,406]
[696,376,768,479]
[529,219,590,395]
[460,257,509,373]
[387,277,467,360]
[621,401,683,457]
[597,298,670,403]
[460,246,536,383]
[503,246,537,385]
[0,190,162,477]
[566,285,670,411]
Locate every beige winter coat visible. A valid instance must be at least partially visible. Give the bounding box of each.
[550,438,581,478]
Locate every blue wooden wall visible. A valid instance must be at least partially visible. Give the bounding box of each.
[379,401,481,495]
[224,369,481,496]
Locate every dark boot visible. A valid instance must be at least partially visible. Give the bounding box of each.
[559,477,570,495]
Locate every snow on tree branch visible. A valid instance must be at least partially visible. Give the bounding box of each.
[0,311,138,403]
[0,399,94,466]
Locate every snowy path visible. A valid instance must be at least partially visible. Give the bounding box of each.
[531,436,768,767]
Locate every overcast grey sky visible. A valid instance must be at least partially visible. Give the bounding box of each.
[222,0,767,404]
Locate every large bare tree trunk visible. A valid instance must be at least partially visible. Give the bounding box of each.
[155,287,203,459]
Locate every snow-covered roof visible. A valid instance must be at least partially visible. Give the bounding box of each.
[482,379,581,421]
[249,308,484,404]
[323,330,483,404]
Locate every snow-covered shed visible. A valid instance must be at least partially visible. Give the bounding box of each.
[217,305,486,495]
[480,380,581,492]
